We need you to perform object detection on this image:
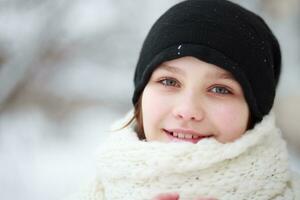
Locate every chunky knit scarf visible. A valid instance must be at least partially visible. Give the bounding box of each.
[76,112,296,200]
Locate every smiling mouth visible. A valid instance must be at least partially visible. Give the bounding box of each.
[163,129,211,143]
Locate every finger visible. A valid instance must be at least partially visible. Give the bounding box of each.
[152,192,180,200]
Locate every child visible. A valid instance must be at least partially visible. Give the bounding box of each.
[70,0,300,199]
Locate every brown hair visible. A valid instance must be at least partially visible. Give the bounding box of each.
[122,96,145,140]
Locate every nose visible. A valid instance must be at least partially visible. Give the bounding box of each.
[172,93,205,122]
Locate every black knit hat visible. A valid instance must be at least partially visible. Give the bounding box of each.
[132,0,281,124]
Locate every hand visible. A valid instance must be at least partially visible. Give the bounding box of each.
[152,193,217,200]
[152,193,179,200]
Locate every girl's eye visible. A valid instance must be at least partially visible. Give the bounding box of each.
[210,86,231,94]
[159,78,180,87]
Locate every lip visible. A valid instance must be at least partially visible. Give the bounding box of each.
[163,128,211,144]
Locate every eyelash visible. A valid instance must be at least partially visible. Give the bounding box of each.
[158,77,180,87]
[157,78,233,95]
[209,85,232,95]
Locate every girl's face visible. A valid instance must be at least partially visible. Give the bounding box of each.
[141,56,250,143]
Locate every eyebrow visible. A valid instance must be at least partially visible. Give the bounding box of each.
[158,64,235,80]
[158,64,186,75]
[213,72,235,80]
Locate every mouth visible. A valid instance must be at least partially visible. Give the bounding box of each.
[163,128,212,144]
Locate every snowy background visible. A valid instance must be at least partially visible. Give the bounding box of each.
[0,0,299,200]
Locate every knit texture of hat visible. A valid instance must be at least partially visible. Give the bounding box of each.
[132,0,281,124]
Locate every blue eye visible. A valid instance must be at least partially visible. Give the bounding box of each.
[211,86,231,94]
[159,78,180,87]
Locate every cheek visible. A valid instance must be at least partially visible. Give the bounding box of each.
[142,86,174,120]
[141,87,170,137]
[142,89,163,120]
[209,100,249,142]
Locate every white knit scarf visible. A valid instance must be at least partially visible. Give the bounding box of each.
[95,112,294,200]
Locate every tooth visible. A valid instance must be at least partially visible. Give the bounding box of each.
[178,133,184,138]
[192,135,199,139]
[173,132,178,137]
[184,134,192,139]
